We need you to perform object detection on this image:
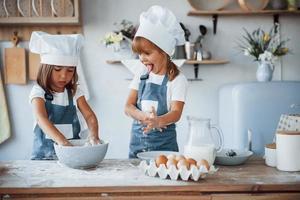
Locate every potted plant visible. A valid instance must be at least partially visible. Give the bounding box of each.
[238,24,289,82]
[102,19,138,60]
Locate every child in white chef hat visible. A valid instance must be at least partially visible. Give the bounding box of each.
[29,31,100,160]
[125,5,188,158]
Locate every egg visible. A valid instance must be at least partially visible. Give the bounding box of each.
[186,158,197,167]
[197,159,210,170]
[155,155,168,167]
[166,158,178,169]
[176,159,190,169]
[175,155,186,161]
[167,154,176,160]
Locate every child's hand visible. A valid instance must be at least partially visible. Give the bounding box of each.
[143,106,166,134]
[59,139,73,146]
[88,134,100,145]
[139,111,151,125]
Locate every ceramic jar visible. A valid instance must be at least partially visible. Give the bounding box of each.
[276,131,300,171]
[264,143,276,167]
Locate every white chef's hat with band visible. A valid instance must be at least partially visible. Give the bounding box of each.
[29,31,83,67]
[134,5,185,56]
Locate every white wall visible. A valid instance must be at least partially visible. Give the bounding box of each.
[1,0,299,160]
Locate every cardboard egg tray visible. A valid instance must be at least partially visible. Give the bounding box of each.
[139,160,218,181]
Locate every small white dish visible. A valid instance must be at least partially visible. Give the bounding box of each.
[214,148,253,166]
[137,151,180,161]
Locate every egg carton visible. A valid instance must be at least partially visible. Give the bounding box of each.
[138,160,218,181]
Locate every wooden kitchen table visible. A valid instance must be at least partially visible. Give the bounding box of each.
[0,158,299,200]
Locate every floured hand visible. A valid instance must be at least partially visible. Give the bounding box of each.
[142,106,166,133]
[87,135,101,146]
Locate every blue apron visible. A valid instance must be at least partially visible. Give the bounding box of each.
[31,89,81,160]
[129,74,178,158]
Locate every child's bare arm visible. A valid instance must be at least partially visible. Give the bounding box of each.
[77,96,100,144]
[124,89,148,123]
[31,97,71,146]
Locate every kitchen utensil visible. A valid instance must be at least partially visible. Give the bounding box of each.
[173,45,186,59]
[238,0,269,11]
[185,42,195,60]
[0,70,11,144]
[179,22,190,42]
[199,25,207,36]
[184,116,223,166]
[202,50,211,60]
[194,25,207,60]
[276,131,300,171]
[51,0,74,17]
[137,151,180,162]
[214,148,253,166]
[4,32,26,84]
[54,139,109,169]
[187,0,230,11]
[247,129,252,151]
[17,0,31,17]
[29,52,40,80]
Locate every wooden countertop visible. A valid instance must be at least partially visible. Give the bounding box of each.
[0,158,300,195]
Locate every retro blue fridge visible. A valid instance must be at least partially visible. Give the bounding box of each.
[219,81,300,155]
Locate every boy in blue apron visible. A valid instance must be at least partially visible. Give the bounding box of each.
[125,6,188,158]
[29,31,100,160]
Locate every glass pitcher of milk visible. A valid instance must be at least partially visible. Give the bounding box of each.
[184,116,223,165]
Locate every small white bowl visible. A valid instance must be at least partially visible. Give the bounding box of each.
[54,139,108,169]
[214,148,253,166]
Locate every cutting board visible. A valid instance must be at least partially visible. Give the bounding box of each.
[0,70,11,144]
[29,52,40,80]
[4,34,26,84]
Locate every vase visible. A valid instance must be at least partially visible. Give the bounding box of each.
[256,61,274,82]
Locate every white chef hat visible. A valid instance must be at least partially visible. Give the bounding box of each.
[134,5,185,56]
[29,31,83,66]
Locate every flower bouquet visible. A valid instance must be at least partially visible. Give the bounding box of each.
[102,19,137,52]
[238,24,289,81]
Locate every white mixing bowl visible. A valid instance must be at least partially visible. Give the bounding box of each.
[54,139,109,169]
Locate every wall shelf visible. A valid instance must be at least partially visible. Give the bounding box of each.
[106,59,229,65]
[106,59,229,81]
[187,10,300,34]
[0,0,80,25]
[0,0,81,41]
[188,10,300,16]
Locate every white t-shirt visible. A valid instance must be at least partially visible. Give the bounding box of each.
[29,84,84,106]
[129,69,188,112]
[29,84,86,138]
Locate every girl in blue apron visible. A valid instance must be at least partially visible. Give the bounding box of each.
[125,6,188,158]
[29,31,100,160]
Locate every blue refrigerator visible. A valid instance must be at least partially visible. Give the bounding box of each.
[218,81,300,155]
